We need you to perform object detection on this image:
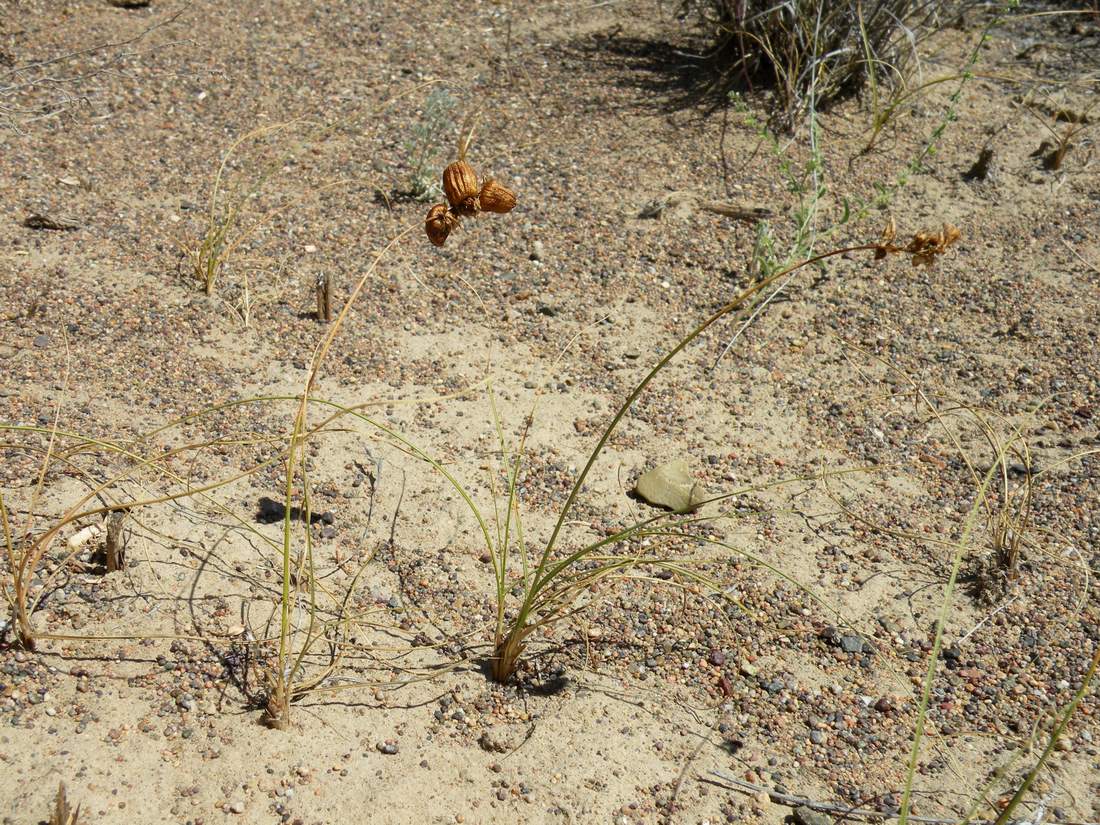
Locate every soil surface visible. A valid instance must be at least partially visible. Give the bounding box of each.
[1,2,1099,824]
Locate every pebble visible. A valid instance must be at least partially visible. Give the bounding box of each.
[529,240,544,261]
[376,739,398,755]
[839,635,866,654]
[794,806,832,825]
[479,726,519,754]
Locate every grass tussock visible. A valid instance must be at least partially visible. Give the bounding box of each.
[681,0,950,126]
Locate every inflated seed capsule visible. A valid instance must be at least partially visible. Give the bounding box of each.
[442,160,480,215]
[425,203,453,247]
[478,179,516,214]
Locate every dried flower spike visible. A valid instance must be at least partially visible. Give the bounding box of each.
[874,221,960,266]
[906,223,960,266]
[881,217,897,244]
[442,160,480,215]
[478,179,516,214]
[425,203,456,247]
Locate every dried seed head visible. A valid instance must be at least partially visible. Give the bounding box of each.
[906,223,961,266]
[442,160,480,215]
[873,222,961,266]
[478,179,516,214]
[881,217,897,244]
[425,203,455,247]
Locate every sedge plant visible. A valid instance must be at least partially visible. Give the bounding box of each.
[485,221,962,683]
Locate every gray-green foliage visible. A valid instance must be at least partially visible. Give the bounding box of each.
[404,87,457,201]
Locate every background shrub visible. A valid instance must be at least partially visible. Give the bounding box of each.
[680,0,951,126]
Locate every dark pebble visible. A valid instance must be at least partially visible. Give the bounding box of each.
[840,635,865,653]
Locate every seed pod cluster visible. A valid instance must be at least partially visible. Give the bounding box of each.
[425,159,516,247]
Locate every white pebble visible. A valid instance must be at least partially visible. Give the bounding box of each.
[67,524,100,550]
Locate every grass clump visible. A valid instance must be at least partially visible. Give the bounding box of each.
[483,222,960,683]
[682,0,950,127]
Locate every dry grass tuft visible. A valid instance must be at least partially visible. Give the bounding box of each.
[48,782,81,825]
[682,0,950,126]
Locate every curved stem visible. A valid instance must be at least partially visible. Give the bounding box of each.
[534,244,877,586]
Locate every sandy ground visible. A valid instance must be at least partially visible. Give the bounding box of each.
[1,1,1099,823]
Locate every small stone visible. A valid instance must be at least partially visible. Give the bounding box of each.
[229,801,245,814]
[376,740,398,755]
[32,334,50,348]
[633,460,706,513]
[809,730,825,745]
[794,805,832,825]
[839,635,865,654]
[707,650,726,666]
[529,240,544,261]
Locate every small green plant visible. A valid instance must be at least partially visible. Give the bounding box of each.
[818,343,1099,825]
[259,225,418,728]
[712,91,825,368]
[179,121,297,296]
[402,87,457,201]
[178,119,349,307]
